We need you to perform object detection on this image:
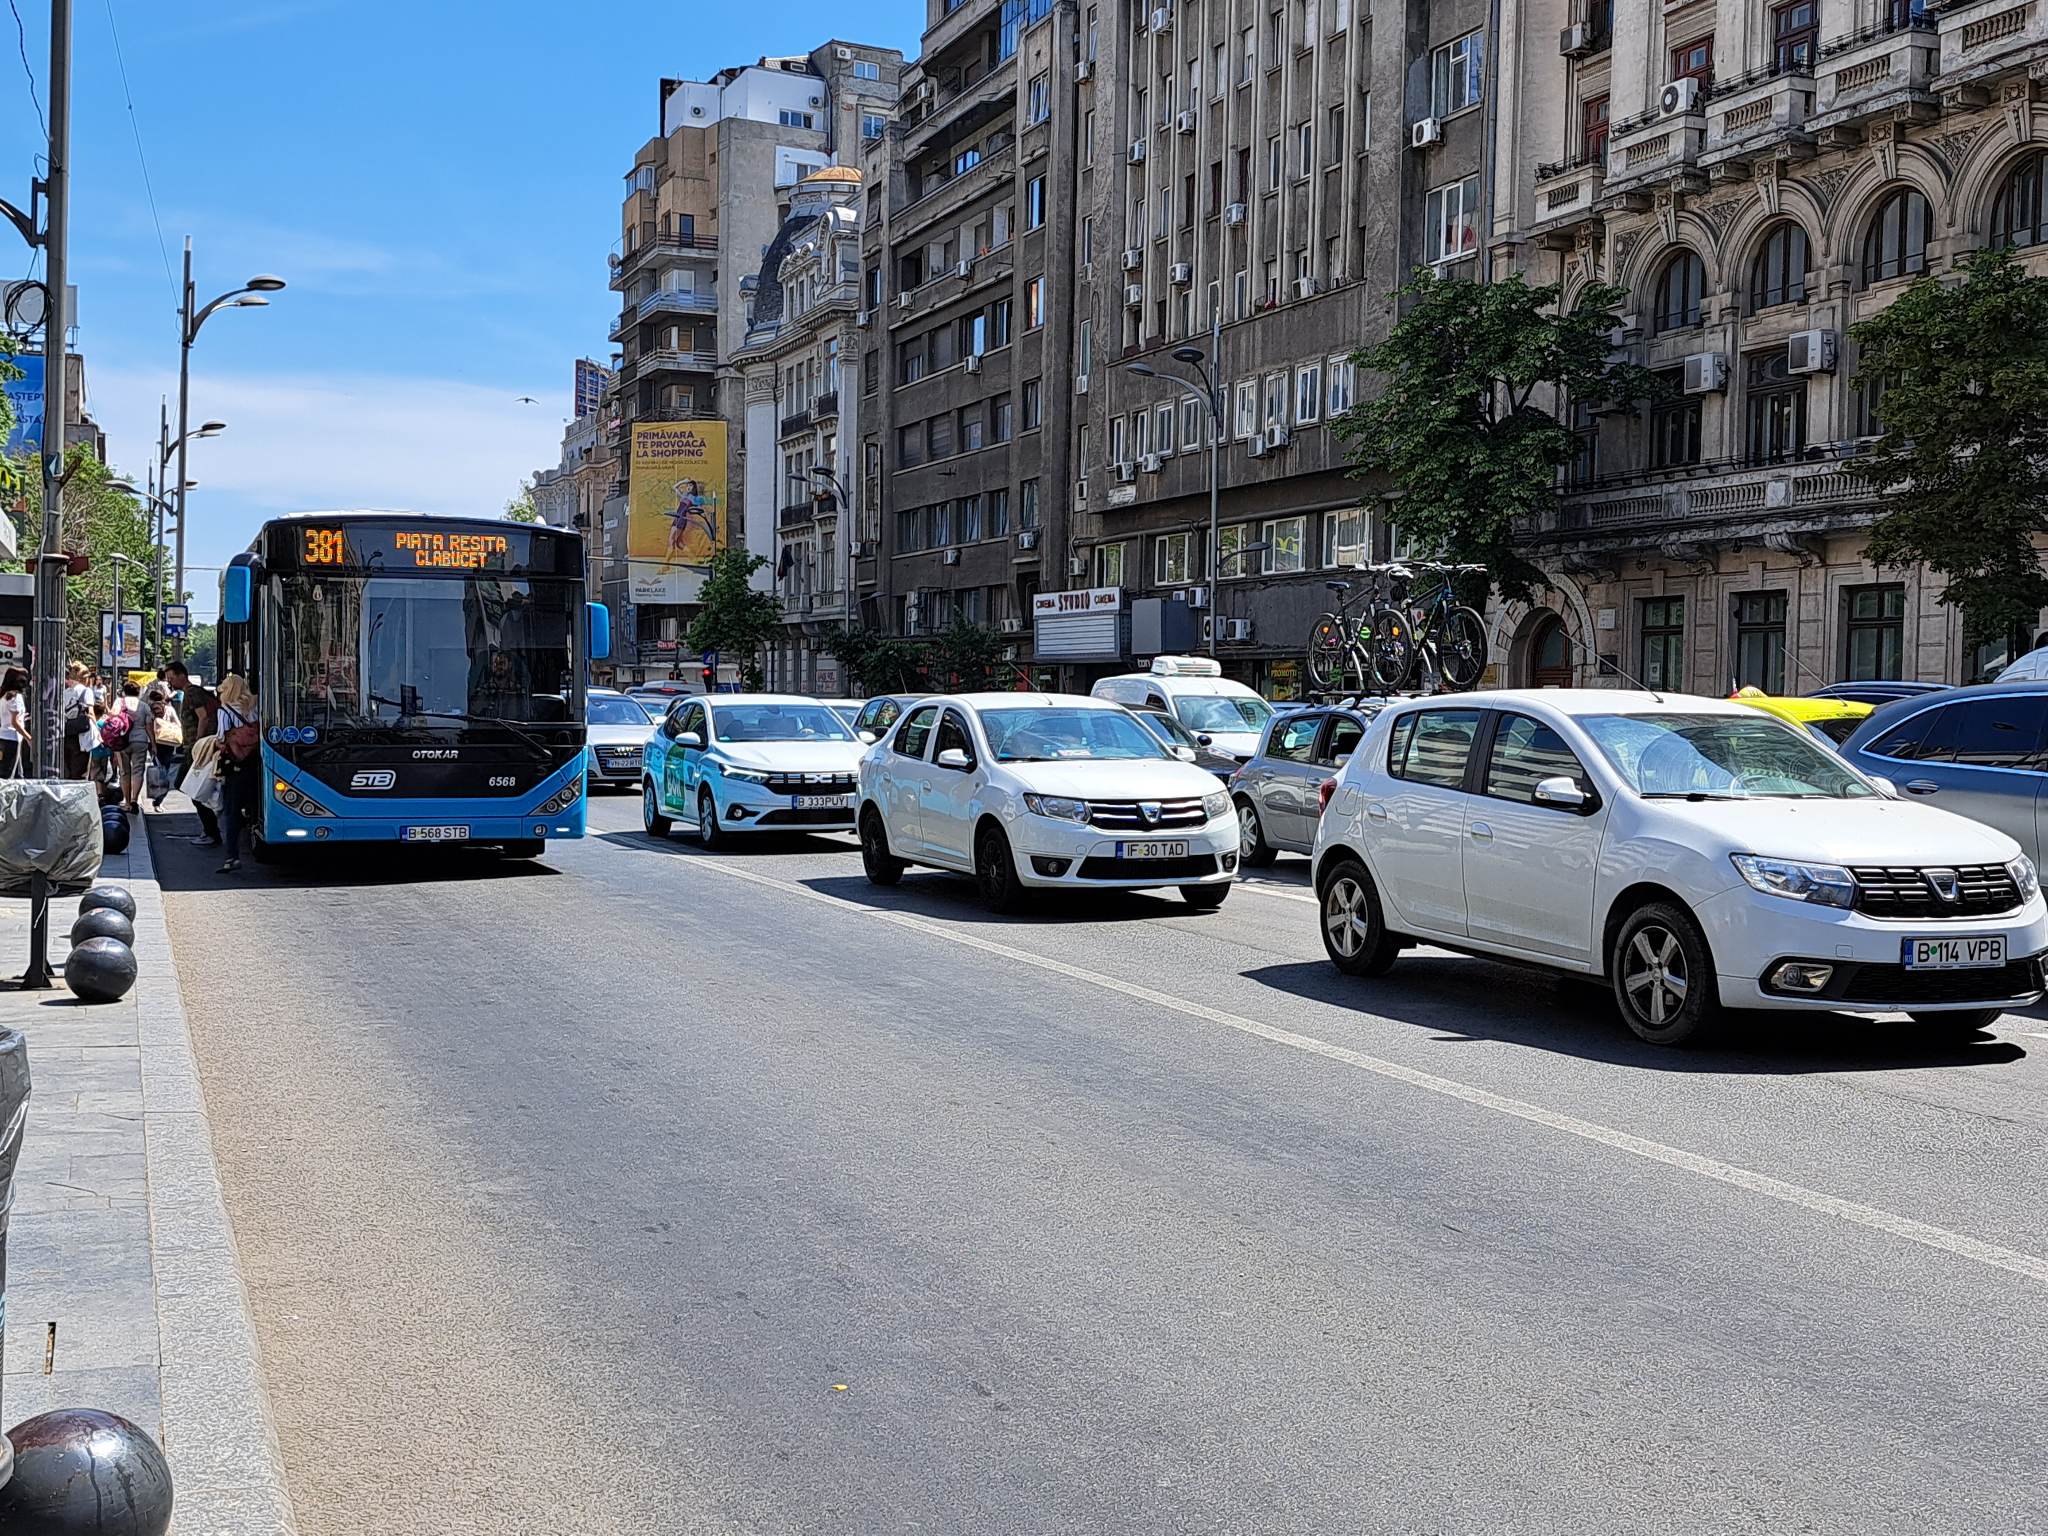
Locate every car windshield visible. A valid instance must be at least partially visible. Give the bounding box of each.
[828,705,861,728]
[1175,694,1274,733]
[1811,716,1864,746]
[1134,710,1200,750]
[588,696,651,726]
[1583,713,1876,799]
[982,707,1171,762]
[711,704,853,743]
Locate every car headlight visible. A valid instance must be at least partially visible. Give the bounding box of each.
[1202,790,1230,821]
[719,763,773,784]
[1730,854,1856,909]
[2009,855,2040,903]
[1022,792,1090,823]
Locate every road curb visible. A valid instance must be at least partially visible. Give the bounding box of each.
[131,817,301,1535]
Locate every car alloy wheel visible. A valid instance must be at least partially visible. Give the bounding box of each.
[1236,799,1277,868]
[1325,875,1371,960]
[1621,925,1687,1030]
[697,789,725,851]
[975,822,1025,913]
[643,779,672,838]
[1318,858,1398,976]
[861,808,904,886]
[1611,902,1720,1046]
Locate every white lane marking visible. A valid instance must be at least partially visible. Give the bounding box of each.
[682,854,2048,1288]
[1234,879,1318,905]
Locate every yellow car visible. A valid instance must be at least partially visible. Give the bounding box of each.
[1730,688,1873,748]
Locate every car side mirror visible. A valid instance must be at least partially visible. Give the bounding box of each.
[1532,775,1588,810]
[1172,745,1197,762]
[858,730,879,745]
[936,747,973,771]
[1870,774,1900,799]
[677,730,703,748]
[1195,732,1214,746]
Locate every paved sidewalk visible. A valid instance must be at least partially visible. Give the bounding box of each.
[0,800,297,1533]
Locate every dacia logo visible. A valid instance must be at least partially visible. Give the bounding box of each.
[1926,868,1961,903]
[1139,802,1162,824]
[350,770,397,791]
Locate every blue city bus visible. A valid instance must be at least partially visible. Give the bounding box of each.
[218,510,611,858]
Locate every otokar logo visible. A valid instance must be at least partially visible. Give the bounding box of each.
[350,770,398,791]
[412,749,460,761]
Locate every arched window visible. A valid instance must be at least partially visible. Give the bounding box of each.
[1861,187,1933,285]
[1990,152,2048,252]
[1749,222,1810,310]
[1652,250,1705,333]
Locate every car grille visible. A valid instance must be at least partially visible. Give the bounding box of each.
[1850,864,2022,919]
[763,772,857,796]
[1830,956,2044,1006]
[1085,797,1208,830]
[594,746,642,770]
[1076,854,1220,881]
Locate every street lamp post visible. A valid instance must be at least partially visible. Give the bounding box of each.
[109,481,188,670]
[106,554,137,678]
[1126,307,1226,654]
[175,239,281,659]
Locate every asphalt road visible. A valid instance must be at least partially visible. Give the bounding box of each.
[153,794,2048,1535]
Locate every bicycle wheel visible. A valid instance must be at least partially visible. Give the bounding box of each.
[1306,613,1347,690]
[1437,606,1489,690]
[1366,606,1414,692]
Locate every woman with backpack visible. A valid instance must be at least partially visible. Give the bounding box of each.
[104,682,151,813]
[61,662,94,779]
[214,673,261,874]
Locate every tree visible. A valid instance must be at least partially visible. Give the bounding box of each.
[928,617,1010,691]
[823,618,1014,694]
[505,480,540,523]
[181,622,219,679]
[1850,247,2048,651]
[683,547,782,688]
[1331,268,1660,595]
[2,442,164,669]
[824,624,928,694]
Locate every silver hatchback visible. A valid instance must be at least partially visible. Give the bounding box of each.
[1230,703,1381,864]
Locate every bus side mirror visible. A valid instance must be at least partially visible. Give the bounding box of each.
[223,566,253,625]
[587,602,612,662]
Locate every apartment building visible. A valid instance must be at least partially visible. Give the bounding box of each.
[856,0,1084,659]
[600,45,900,682]
[733,166,868,693]
[1504,0,2048,692]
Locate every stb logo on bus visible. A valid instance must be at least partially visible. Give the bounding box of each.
[350,770,398,791]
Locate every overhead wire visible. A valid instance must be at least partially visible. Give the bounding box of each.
[7,0,43,140]
[101,0,178,303]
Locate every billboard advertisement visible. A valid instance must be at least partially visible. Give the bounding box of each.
[2,352,44,459]
[627,419,727,604]
[99,609,145,671]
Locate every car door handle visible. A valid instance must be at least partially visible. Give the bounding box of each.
[921,781,934,794]
[1469,822,1494,842]
[1366,802,1389,821]
[1903,779,1940,795]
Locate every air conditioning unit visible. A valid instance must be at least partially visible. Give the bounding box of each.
[855,540,877,558]
[964,354,982,374]
[1266,424,1291,448]
[1069,554,1090,577]
[1184,584,1210,609]
[1661,77,1702,117]
[896,291,913,310]
[1559,22,1593,57]
[1076,59,1094,82]
[1294,276,1318,299]
[1017,528,1040,550]
[1170,261,1193,284]
[1411,117,1443,149]
[1224,617,1254,643]
[1139,451,1163,473]
[1220,204,1248,232]
[1176,110,1197,134]
[1247,432,1269,458]
[1151,6,1172,33]
[1122,246,1145,271]
[835,46,854,61]
[1114,460,1137,482]
[1787,329,1837,375]
[1074,477,1089,502]
[855,308,871,328]
[999,616,1024,634]
[1128,139,1148,164]
[1124,283,1145,306]
[1075,374,1091,395]
[942,548,961,566]
[1682,351,1729,394]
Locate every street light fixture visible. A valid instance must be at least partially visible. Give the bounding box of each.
[1124,307,1227,653]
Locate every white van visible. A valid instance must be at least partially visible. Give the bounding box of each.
[1090,656,1277,761]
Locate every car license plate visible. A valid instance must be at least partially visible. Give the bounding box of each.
[402,825,470,843]
[1118,840,1189,860]
[1902,935,2006,970]
[793,794,850,811]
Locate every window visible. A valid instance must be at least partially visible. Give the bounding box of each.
[852,59,881,81]
[1653,250,1705,332]
[1084,109,1096,163]
[1862,187,1932,285]
[1326,105,1343,163]
[1025,176,1046,229]
[992,296,1012,346]
[861,113,887,141]
[1323,506,1367,568]
[1432,30,1484,116]
[1262,516,1306,574]
[1027,72,1050,123]
[1750,223,1809,309]
[1583,94,1610,165]
[1019,477,1040,528]
[1181,397,1203,449]
[1154,402,1174,451]
[1649,368,1701,468]
[960,408,985,452]
[897,423,926,468]
[779,109,815,129]
[1854,364,1886,439]
[927,412,955,459]
[1947,695,2048,768]
[1109,413,1128,464]
[1096,541,1125,586]
[1744,349,1806,464]
[1294,362,1322,424]
[1640,597,1684,691]
[1023,378,1044,430]
[1216,522,1247,579]
[896,507,925,553]
[1264,9,1280,67]
[989,488,1010,535]
[1484,716,1591,804]
[1234,379,1258,438]
[1670,37,1713,86]
[895,705,938,759]
[930,500,954,546]
[1025,276,1046,329]
[1991,152,2048,252]
[1263,371,1287,427]
[1268,135,1283,190]
[1733,591,1789,694]
[1391,709,1481,789]
[1155,531,1197,584]
[1076,318,1092,382]
[1240,26,1255,84]
[1267,713,1322,763]
[1424,176,1480,265]
[1772,2,1818,74]
[1133,408,1152,460]
[1843,584,1905,682]
[1360,90,1371,148]
[1233,268,1250,319]
[1326,355,1354,415]
[954,144,983,177]
[1295,122,1314,178]
[992,397,1013,442]
[960,494,985,541]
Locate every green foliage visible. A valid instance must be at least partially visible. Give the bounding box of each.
[504,480,540,524]
[0,339,17,499]
[1850,247,2048,646]
[928,617,1010,692]
[824,618,1013,694]
[3,442,164,668]
[1332,268,1659,596]
[181,622,219,679]
[683,547,782,688]
[823,625,927,694]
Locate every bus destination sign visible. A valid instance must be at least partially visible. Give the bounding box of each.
[276,521,579,577]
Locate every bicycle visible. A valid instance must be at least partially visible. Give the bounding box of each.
[1305,566,1408,695]
[1372,562,1491,692]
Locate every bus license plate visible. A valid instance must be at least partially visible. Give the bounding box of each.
[1118,841,1188,860]
[402,825,470,843]
[1903,935,2005,970]
[794,794,850,811]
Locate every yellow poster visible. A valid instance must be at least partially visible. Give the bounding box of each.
[628,420,729,571]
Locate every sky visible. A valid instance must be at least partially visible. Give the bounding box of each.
[2,0,919,619]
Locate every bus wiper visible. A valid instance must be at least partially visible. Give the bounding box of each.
[368,696,556,759]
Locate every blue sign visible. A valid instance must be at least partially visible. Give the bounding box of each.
[2,353,43,458]
[162,603,191,638]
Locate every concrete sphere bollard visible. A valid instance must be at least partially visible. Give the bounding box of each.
[0,1409,174,1534]
[99,807,131,856]
[63,938,137,1005]
[77,885,137,921]
[68,908,135,948]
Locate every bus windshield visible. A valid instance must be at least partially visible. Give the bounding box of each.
[274,572,578,730]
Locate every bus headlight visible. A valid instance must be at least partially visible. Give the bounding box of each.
[273,778,332,817]
[531,777,585,816]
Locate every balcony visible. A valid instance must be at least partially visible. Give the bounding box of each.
[1702,66,1818,176]
[901,51,1016,154]
[1601,99,1708,204]
[779,407,814,439]
[780,500,822,530]
[1812,13,1942,137]
[608,229,719,290]
[1529,155,1607,245]
[812,389,839,422]
[1543,456,1883,540]
[1934,0,2048,91]
[893,142,1016,241]
[610,288,719,341]
[624,348,719,381]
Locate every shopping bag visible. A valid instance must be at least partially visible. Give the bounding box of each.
[183,758,223,813]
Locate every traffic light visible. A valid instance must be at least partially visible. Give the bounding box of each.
[700,662,715,692]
